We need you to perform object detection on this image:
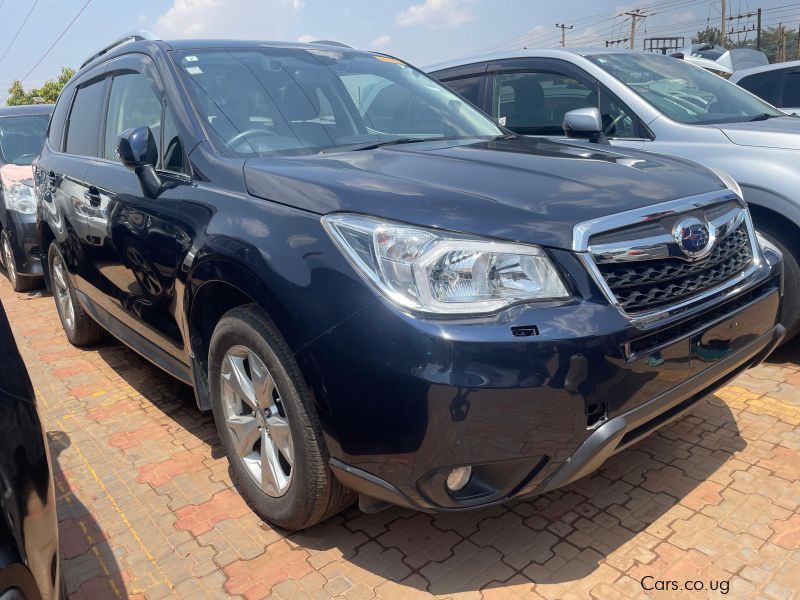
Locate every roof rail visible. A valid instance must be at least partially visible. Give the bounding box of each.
[309,40,353,49]
[80,30,160,69]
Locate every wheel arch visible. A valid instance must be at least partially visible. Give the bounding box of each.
[185,260,302,411]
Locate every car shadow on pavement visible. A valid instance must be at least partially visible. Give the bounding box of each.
[48,430,130,599]
[94,344,226,460]
[764,336,800,365]
[290,395,745,596]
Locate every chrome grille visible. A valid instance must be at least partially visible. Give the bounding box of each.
[576,193,759,319]
[597,225,752,312]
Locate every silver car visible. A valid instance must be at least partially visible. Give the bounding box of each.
[428,49,800,340]
[730,60,800,116]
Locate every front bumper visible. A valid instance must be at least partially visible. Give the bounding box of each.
[4,210,42,276]
[302,248,783,512]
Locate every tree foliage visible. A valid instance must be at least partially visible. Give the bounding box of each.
[692,25,799,64]
[5,67,75,106]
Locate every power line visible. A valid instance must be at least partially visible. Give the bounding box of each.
[0,0,40,66]
[20,0,93,83]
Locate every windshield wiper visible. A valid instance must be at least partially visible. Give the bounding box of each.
[749,113,778,121]
[349,137,435,151]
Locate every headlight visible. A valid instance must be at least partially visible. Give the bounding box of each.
[4,182,36,214]
[322,214,569,315]
[709,167,743,199]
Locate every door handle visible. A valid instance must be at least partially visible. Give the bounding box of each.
[84,187,101,207]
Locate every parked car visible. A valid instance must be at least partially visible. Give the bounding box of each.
[428,48,800,340]
[0,105,52,292]
[0,298,63,599]
[672,44,768,77]
[730,60,800,116]
[36,34,783,530]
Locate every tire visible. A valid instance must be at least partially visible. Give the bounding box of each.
[759,225,800,342]
[208,305,354,530]
[2,230,36,292]
[47,242,105,346]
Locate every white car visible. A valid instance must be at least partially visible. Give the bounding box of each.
[730,60,800,115]
[428,48,800,340]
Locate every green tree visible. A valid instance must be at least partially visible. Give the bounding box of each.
[6,67,75,106]
[693,27,725,46]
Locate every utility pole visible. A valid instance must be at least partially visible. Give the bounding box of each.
[777,23,786,63]
[623,9,646,50]
[796,23,800,60]
[720,0,727,47]
[555,23,573,47]
[756,8,762,50]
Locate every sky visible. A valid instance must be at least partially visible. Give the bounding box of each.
[1,0,799,102]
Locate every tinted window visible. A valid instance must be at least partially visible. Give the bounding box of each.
[48,87,73,151]
[174,48,500,156]
[737,70,782,106]
[162,107,186,173]
[443,76,482,107]
[782,72,800,108]
[104,73,163,161]
[0,115,49,165]
[65,79,106,157]
[491,71,638,138]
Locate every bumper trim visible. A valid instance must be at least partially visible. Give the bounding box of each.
[329,458,422,511]
[539,323,785,494]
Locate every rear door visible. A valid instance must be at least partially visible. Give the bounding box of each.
[40,67,108,274]
[78,53,191,367]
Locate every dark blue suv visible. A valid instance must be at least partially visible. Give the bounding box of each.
[35,34,784,530]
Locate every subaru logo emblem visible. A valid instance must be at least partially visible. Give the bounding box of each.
[674,217,714,259]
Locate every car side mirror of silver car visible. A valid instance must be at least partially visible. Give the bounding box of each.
[117,126,163,198]
[563,108,609,144]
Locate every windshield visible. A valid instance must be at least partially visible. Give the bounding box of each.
[174,47,502,156]
[0,115,49,165]
[587,52,782,125]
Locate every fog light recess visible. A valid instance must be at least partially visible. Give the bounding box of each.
[445,466,472,492]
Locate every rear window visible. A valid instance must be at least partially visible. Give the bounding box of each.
[48,86,73,151]
[65,79,106,157]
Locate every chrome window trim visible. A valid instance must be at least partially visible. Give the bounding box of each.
[573,191,762,325]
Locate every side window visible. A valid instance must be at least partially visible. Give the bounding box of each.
[492,71,639,138]
[598,87,639,138]
[48,85,73,151]
[737,70,782,106]
[443,76,482,107]
[162,108,187,174]
[781,72,800,108]
[492,71,596,135]
[103,73,162,162]
[65,79,106,157]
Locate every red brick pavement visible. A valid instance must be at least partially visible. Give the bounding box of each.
[2,276,799,599]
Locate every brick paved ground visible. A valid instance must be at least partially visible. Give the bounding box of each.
[1,276,799,600]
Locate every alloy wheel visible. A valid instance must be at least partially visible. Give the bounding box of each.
[52,254,75,332]
[220,345,294,497]
[3,237,17,289]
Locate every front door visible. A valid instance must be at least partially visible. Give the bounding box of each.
[77,54,190,365]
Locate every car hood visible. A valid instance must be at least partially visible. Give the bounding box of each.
[714,116,800,150]
[244,136,725,249]
[0,163,33,187]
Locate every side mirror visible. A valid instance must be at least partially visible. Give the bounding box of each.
[563,107,608,144]
[117,127,162,198]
